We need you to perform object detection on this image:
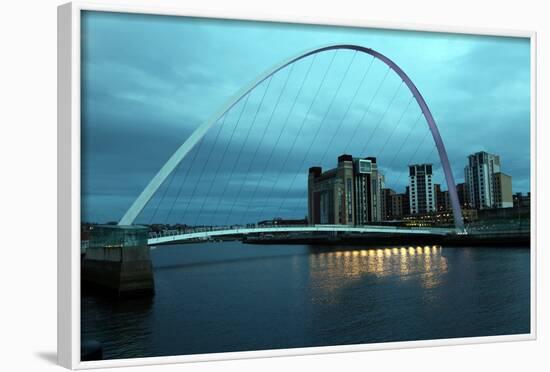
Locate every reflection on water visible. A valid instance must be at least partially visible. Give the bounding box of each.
[82,242,530,360]
[310,246,446,300]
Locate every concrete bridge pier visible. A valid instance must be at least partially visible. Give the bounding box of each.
[82,225,154,297]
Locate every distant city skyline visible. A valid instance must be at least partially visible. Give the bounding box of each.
[81,11,531,224]
[312,151,523,196]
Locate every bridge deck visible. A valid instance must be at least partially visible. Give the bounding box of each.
[147,225,455,245]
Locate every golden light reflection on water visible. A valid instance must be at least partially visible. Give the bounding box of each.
[309,245,447,299]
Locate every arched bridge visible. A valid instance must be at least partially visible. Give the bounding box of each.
[119,44,465,234]
[148,225,456,246]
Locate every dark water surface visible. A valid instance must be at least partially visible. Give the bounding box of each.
[81,242,530,360]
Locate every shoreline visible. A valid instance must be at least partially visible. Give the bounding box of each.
[241,233,530,248]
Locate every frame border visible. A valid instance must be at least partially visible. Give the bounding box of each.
[57,1,537,369]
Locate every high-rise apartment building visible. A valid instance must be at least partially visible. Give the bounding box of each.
[464,151,513,209]
[408,164,435,214]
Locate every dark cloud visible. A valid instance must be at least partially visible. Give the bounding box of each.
[81,11,531,225]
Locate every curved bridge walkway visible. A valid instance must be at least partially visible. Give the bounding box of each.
[148,225,455,246]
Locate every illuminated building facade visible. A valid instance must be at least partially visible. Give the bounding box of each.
[403,208,478,227]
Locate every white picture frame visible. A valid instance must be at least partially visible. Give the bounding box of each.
[57,1,537,369]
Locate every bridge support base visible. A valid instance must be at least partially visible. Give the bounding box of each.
[82,225,154,297]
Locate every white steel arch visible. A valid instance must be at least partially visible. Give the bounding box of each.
[118,44,464,231]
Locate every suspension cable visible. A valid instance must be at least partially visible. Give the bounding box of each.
[287,56,377,217]
[275,51,358,217]
[341,66,391,153]
[147,162,179,225]
[191,93,253,226]
[211,76,275,225]
[379,111,424,192]
[256,51,339,222]
[388,124,434,193]
[165,114,228,224]
[358,79,404,157]
[376,94,415,158]
[225,64,295,225]
[384,111,423,175]
[162,135,207,224]
[240,55,318,224]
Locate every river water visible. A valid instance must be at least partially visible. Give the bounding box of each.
[81,242,530,360]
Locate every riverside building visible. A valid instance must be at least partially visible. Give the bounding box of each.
[307,154,382,225]
[408,164,436,214]
[464,151,513,209]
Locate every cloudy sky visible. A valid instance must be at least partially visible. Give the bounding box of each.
[81,11,531,225]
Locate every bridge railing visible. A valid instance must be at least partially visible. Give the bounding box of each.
[464,218,530,235]
[147,224,453,239]
[148,225,240,239]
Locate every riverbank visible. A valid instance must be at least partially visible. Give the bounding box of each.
[242,232,530,247]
